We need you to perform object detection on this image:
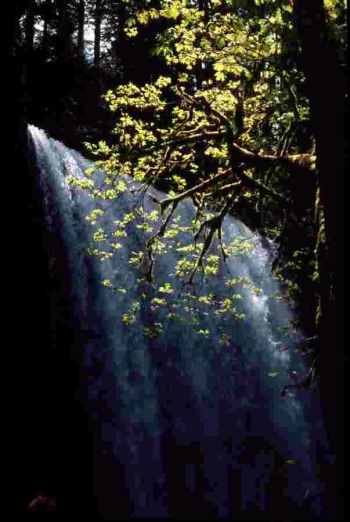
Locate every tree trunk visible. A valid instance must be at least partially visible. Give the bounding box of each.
[25,0,35,55]
[77,0,85,59]
[293,0,344,278]
[293,0,344,517]
[94,0,103,68]
[56,0,72,63]
[43,14,48,53]
[41,0,52,56]
[113,2,129,76]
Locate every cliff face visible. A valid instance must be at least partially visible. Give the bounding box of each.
[6,9,96,516]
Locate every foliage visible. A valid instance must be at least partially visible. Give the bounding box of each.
[73,0,320,329]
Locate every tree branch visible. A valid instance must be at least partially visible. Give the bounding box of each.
[177,88,316,174]
[159,169,233,212]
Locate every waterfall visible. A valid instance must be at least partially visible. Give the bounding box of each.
[29,125,330,520]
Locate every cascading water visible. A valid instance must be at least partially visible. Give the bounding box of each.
[29,125,330,520]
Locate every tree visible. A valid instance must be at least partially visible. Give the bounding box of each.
[56,0,75,63]
[292,0,345,513]
[41,0,53,56]
[74,1,318,334]
[94,0,102,67]
[77,0,86,59]
[25,0,36,55]
[99,0,166,82]
[293,0,344,276]
[83,0,315,268]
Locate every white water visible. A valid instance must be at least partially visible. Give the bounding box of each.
[29,125,329,519]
